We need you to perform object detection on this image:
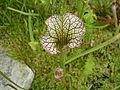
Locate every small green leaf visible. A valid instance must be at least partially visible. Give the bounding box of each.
[41,0,46,3]
[28,42,39,51]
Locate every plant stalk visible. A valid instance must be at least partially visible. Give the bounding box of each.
[65,33,120,65]
[28,10,34,42]
[7,7,39,16]
[0,71,25,90]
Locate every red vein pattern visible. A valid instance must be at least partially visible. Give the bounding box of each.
[40,13,85,54]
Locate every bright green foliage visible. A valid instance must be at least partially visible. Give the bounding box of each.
[89,0,111,16]
[83,9,97,42]
[83,9,97,24]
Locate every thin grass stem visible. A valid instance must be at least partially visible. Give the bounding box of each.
[65,33,120,65]
[112,85,120,90]
[0,26,7,29]
[0,71,25,90]
[7,7,39,16]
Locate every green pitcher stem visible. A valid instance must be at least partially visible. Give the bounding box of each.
[60,52,66,70]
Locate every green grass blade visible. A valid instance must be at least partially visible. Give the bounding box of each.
[112,85,120,90]
[65,33,120,65]
[7,7,39,16]
[0,26,7,29]
[0,71,25,90]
